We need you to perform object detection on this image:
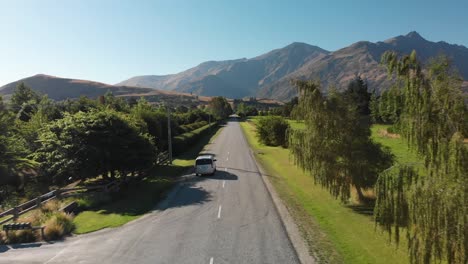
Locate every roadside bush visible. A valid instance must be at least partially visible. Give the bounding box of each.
[256,116,289,147]
[179,121,208,133]
[44,212,75,240]
[40,200,61,214]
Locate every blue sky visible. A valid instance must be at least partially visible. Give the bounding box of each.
[1,0,467,86]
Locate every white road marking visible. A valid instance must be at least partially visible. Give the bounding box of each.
[209,257,214,264]
[226,157,229,161]
[222,180,225,188]
[217,205,222,219]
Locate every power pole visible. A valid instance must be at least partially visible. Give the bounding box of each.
[166,105,173,164]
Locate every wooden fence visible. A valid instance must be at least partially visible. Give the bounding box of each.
[0,181,120,225]
[0,152,172,226]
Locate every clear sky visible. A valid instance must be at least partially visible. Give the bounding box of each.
[1,0,467,86]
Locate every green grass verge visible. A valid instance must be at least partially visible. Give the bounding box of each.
[73,124,223,234]
[73,178,172,234]
[240,120,409,264]
[370,124,421,164]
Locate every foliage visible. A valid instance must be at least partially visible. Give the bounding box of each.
[33,110,156,183]
[343,76,371,116]
[208,96,232,120]
[370,85,404,124]
[44,212,75,240]
[10,82,40,113]
[256,116,290,147]
[173,123,217,155]
[375,51,468,264]
[0,96,36,188]
[236,102,259,117]
[241,120,411,263]
[288,80,393,202]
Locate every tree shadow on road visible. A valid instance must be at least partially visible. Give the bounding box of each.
[166,184,213,208]
[196,170,238,181]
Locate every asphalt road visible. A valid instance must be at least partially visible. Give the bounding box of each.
[0,119,299,264]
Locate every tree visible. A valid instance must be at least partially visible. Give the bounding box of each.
[10,82,40,113]
[0,96,36,187]
[256,116,289,147]
[282,97,299,117]
[288,80,393,201]
[375,51,467,264]
[343,76,371,115]
[34,110,156,183]
[208,96,232,120]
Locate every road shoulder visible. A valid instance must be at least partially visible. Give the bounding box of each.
[240,122,316,264]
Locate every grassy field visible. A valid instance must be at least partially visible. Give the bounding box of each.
[370,124,421,164]
[240,119,410,264]
[72,124,223,234]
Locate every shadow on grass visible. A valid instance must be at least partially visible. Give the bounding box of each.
[346,203,375,217]
[76,124,223,219]
[85,178,174,217]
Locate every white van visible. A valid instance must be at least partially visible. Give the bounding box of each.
[195,155,217,176]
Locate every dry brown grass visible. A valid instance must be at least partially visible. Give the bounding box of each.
[40,200,61,214]
[377,128,400,139]
[44,212,75,240]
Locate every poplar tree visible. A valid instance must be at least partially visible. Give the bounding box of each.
[375,51,467,264]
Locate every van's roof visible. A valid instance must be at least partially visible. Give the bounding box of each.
[196,155,214,160]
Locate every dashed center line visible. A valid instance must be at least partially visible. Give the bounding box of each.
[222,180,225,188]
[209,257,214,264]
[217,205,222,219]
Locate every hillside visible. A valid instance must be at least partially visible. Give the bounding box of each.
[119,43,329,99]
[260,31,468,100]
[0,74,154,101]
[120,32,468,101]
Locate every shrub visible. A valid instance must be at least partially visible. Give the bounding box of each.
[44,212,75,240]
[40,200,61,214]
[19,209,45,226]
[256,116,290,147]
[44,219,64,240]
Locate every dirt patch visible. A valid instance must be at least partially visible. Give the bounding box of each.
[378,129,400,139]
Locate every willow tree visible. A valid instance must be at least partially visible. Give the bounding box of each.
[375,51,467,264]
[288,80,393,202]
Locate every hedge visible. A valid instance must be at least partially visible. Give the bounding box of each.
[172,123,217,155]
[178,121,208,134]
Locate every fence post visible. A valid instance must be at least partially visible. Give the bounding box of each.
[55,189,62,199]
[36,196,42,209]
[13,206,19,221]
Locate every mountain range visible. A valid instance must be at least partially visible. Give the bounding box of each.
[1,31,467,101]
[118,31,468,100]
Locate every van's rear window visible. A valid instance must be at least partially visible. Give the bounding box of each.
[196,159,212,165]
